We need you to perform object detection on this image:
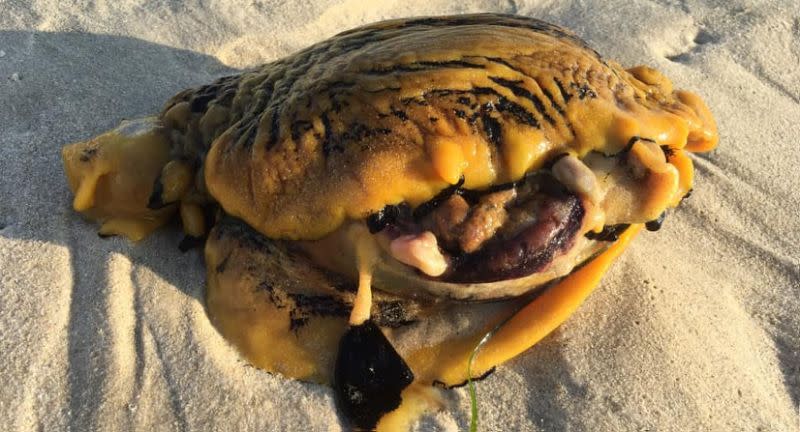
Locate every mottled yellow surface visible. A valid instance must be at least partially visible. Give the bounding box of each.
[198,15,717,240]
[63,14,716,244]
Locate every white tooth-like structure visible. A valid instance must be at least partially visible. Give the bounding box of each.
[389,231,449,277]
[552,155,601,204]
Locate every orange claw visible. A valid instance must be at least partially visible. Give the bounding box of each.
[470,224,643,377]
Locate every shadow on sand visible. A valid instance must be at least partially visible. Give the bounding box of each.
[0,29,239,430]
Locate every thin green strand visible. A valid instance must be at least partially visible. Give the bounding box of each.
[467,331,494,432]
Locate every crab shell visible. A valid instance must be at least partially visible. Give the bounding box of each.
[61,13,717,390]
[62,14,716,299]
[195,14,712,300]
[196,15,716,242]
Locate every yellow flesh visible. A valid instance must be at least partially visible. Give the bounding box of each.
[205,227,349,382]
[62,117,175,240]
[349,224,380,325]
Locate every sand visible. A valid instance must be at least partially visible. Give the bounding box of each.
[0,0,798,430]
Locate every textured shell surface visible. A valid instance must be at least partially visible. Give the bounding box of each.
[159,13,714,242]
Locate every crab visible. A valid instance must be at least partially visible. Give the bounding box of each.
[62,13,717,431]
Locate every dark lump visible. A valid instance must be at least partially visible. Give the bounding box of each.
[334,320,414,431]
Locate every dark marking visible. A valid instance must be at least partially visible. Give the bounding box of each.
[267,111,280,149]
[680,188,693,205]
[621,136,657,154]
[391,109,409,121]
[321,119,393,157]
[454,109,467,119]
[585,224,630,242]
[342,123,391,142]
[554,78,572,103]
[660,145,675,158]
[289,317,308,330]
[434,366,497,389]
[490,77,555,124]
[481,113,502,148]
[539,82,566,115]
[457,170,554,203]
[495,96,540,128]
[334,320,414,431]
[645,212,666,231]
[188,74,238,113]
[374,301,417,328]
[332,281,358,293]
[486,56,527,74]
[256,281,288,310]
[189,82,223,113]
[330,97,343,113]
[79,147,97,162]
[215,255,230,273]
[146,174,166,210]
[412,177,466,220]
[290,120,313,141]
[321,113,336,156]
[363,60,486,75]
[178,235,205,252]
[366,204,412,233]
[427,86,501,99]
[240,123,257,149]
[288,297,349,330]
[570,82,597,100]
[363,86,402,94]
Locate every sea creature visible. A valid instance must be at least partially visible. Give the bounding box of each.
[62,13,717,430]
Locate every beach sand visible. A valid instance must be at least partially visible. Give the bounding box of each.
[1,1,798,430]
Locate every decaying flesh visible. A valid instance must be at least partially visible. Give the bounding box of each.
[61,13,718,431]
